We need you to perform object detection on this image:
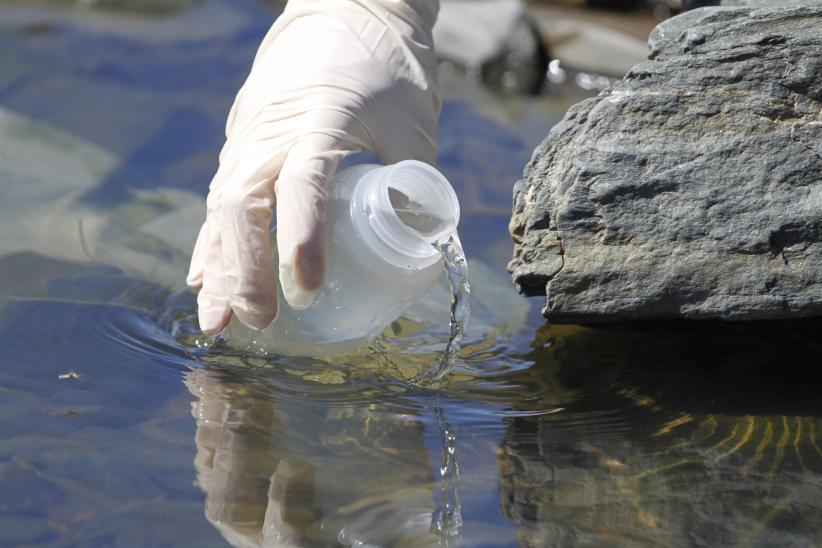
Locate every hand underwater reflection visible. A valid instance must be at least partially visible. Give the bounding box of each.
[185,366,462,547]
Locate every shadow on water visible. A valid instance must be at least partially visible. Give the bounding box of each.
[523,319,822,417]
[494,320,822,547]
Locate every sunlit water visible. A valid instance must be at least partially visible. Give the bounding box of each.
[1,1,821,547]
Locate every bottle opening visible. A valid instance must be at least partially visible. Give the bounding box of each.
[352,160,461,269]
[379,161,459,246]
[388,187,450,236]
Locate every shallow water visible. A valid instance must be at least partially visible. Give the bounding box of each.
[1,1,821,546]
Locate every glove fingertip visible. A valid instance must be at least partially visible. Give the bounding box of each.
[198,294,232,336]
[282,283,321,312]
[279,239,324,311]
[233,299,278,332]
[186,270,203,289]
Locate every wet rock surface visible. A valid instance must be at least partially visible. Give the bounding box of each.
[509,5,822,322]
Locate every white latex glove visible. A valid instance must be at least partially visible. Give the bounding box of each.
[187,0,440,335]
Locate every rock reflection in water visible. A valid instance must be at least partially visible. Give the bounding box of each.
[495,322,822,547]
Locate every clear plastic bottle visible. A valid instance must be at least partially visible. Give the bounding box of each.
[225,160,461,357]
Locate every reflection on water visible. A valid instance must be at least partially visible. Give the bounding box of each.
[496,323,822,547]
[167,305,822,547]
[186,366,440,547]
[1,250,821,545]
[1,1,821,546]
[431,405,463,539]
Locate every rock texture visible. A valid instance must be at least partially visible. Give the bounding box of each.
[721,0,822,6]
[509,6,822,322]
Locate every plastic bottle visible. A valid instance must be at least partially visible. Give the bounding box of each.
[225,160,461,357]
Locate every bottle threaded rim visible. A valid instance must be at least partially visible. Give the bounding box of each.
[351,160,460,269]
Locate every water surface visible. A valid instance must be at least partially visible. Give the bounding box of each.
[0,2,820,546]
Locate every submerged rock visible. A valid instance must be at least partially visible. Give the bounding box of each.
[509,5,822,322]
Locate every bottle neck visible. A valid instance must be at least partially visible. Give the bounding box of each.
[350,161,460,270]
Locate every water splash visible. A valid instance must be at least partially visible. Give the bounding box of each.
[431,404,463,538]
[413,232,471,386]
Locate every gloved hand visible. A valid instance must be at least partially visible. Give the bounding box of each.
[187,0,440,335]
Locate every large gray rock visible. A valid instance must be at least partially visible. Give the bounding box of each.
[721,0,821,6]
[509,6,822,322]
